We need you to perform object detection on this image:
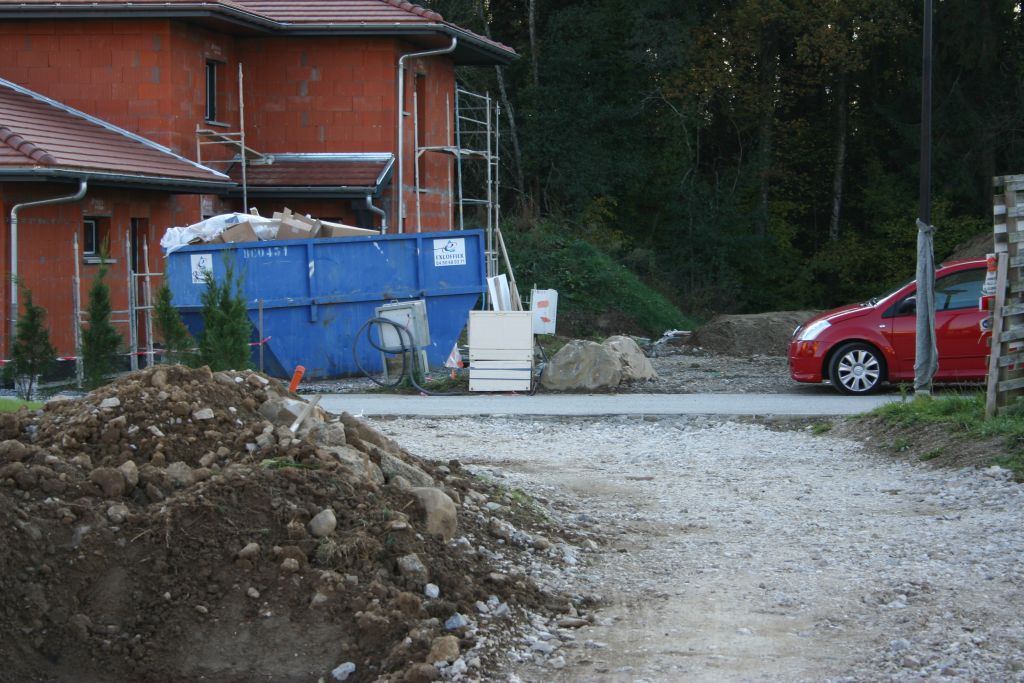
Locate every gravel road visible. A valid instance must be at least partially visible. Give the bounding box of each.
[375,415,1024,683]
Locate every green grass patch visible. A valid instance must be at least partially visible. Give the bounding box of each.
[810,422,832,435]
[919,448,944,462]
[0,397,43,412]
[870,392,1024,476]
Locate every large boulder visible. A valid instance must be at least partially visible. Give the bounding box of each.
[602,335,657,381]
[541,340,622,391]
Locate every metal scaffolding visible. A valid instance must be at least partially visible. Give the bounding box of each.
[414,86,502,278]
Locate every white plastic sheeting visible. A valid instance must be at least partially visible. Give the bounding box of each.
[160,213,277,253]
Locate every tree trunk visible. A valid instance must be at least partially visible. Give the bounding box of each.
[755,28,778,238]
[529,0,539,88]
[494,65,527,202]
[829,71,848,242]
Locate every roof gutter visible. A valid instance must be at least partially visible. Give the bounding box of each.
[8,177,87,359]
[0,168,233,192]
[396,36,457,234]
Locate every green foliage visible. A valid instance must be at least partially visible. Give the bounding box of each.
[504,219,697,337]
[0,397,42,412]
[5,286,56,400]
[810,422,832,436]
[6,293,52,393]
[81,257,122,389]
[154,284,196,366]
[871,393,1024,476]
[198,259,252,372]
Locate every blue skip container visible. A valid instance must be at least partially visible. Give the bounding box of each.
[164,230,485,379]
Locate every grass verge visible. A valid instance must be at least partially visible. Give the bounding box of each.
[870,392,1024,476]
[0,397,43,412]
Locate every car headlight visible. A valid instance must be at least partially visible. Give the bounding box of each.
[797,320,831,341]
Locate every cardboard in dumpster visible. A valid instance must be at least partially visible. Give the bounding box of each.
[319,220,377,238]
[221,221,259,243]
[273,209,321,240]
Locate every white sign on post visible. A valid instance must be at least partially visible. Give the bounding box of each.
[190,253,213,284]
[531,289,558,335]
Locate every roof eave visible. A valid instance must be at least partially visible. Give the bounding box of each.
[0,168,236,193]
[284,25,517,65]
[222,185,380,199]
[0,7,517,65]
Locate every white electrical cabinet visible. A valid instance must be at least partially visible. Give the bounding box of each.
[469,311,533,391]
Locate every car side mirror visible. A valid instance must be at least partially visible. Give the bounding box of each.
[897,296,916,316]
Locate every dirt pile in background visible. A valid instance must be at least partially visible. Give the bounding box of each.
[944,232,992,262]
[0,366,569,683]
[689,311,819,357]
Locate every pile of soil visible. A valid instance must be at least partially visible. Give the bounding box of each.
[689,311,819,357]
[0,366,567,683]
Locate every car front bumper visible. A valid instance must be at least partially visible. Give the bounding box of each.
[788,339,832,383]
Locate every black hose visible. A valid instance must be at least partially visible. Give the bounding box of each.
[353,317,469,396]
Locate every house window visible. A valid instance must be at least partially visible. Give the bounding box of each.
[83,216,110,258]
[205,60,222,122]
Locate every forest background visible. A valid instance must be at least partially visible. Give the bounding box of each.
[429,0,1024,336]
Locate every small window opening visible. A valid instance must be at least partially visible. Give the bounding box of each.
[205,61,221,122]
[83,216,111,259]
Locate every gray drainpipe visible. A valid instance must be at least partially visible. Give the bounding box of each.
[8,178,88,355]
[396,37,457,234]
[365,195,388,233]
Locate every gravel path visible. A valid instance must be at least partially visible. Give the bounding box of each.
[375,416,1024,682]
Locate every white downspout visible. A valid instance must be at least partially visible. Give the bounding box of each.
[8,178,88,356]
[396,37,457,234]
[365,195,388,233]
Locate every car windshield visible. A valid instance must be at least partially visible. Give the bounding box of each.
[866,278,913,307]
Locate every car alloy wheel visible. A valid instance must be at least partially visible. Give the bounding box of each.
[829,343,884,395]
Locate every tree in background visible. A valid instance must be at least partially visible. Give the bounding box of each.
[154,284,196,366]
[81,256,122,388]
[5,285,56,400]
[427,0,1024,325]
[198,259,252,371]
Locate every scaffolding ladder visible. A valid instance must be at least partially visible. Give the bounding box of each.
[414,87,502,279]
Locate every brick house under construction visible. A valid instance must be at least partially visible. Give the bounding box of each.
[0,0,515,361]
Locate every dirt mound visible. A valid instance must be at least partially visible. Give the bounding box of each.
[945,231,993,262]
[689,311,818,357]
[0,366,567,683]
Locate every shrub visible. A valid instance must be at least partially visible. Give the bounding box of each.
[198,258,252,371]
[5,286,56,400]
[154,284,196,366]
[81,257,122,388]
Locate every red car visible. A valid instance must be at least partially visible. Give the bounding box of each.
[789,258,989,394]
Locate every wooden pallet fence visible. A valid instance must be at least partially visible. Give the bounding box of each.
[986,174,1024,417]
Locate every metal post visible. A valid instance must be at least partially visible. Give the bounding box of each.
[142,237,155,368]
[72,231,84,388]
[455,88,466,231]
[446,91,453,231]
[258,298,264,372]
[239,63,248,213]
[485,92,495,278]
[125,236,138,371]
[413,88,422,232]
[914,0,936,395]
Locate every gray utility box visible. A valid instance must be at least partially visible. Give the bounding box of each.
[468,310,533,392]
[375,300,430,380]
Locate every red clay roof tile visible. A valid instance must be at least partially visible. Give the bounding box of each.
[0,78,231,187]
